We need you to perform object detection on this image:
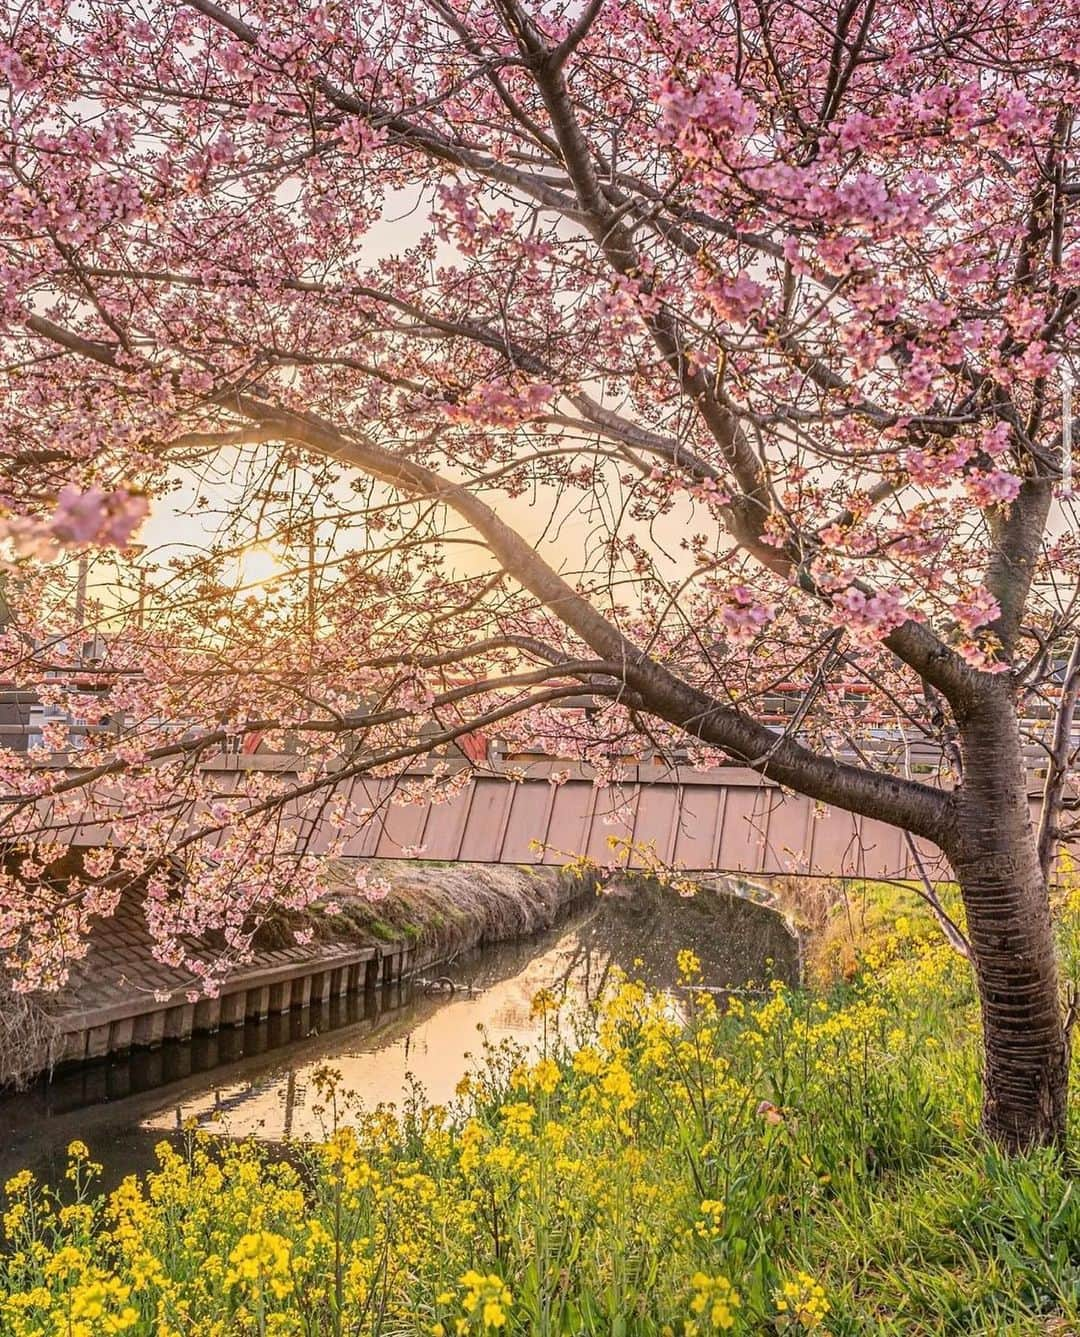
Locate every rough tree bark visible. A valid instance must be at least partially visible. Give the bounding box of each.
[946,686,1068,1150]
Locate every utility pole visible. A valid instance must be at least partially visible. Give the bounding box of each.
[307,519,317,653]
[73,551,89,630]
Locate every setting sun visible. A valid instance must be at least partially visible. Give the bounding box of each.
[236,542,288,589]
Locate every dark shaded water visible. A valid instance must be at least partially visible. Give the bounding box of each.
[0,883,797,1186]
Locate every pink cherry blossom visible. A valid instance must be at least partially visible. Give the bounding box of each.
[952,588,1002,633]
[718,585,775,644]
[831,587,909,647]
[966,470,1023,507]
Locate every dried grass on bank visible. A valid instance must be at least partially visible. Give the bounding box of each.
[0,973,61,1090]
[256,861,596,962]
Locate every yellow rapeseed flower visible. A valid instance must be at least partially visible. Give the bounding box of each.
[459,1271,512,1330]
[689,1273,741,1331]
[775,1272,830,1328]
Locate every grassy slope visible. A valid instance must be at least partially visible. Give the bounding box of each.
[258,860,596,960]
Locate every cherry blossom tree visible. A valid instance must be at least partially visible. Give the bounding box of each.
[1,0,1079,1149]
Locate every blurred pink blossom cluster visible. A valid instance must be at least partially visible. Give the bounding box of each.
[0,485,148,559]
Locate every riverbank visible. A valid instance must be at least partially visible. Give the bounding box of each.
[285,859,598,959]
[3,889,1078,1333]
[0,874,799,1189]
[0,862,598,1090]
[4,860,807,1090]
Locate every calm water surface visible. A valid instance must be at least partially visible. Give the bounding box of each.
[0,885,797,1186]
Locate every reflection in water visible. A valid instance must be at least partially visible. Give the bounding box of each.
[143,927,594,1143]
[0,883,797,1185]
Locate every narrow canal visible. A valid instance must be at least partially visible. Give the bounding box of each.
[0,883,798,1187]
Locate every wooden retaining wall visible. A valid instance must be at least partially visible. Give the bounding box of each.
[54,939,424,1069]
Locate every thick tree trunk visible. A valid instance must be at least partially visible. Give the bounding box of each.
[949,690,1069,1151]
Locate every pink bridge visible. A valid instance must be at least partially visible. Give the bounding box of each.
[206,755,967,882]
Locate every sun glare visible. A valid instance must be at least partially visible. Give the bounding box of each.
[237,542,288,589]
